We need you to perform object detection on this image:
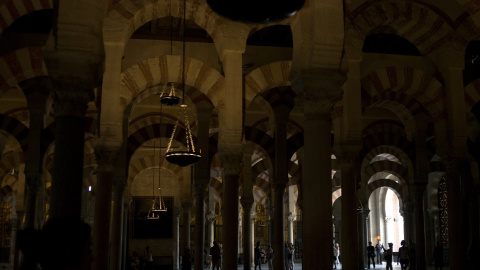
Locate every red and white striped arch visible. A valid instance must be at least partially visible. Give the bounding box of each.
[364,160,408,182]
[120,55,223,113]
[361,66,446,122]
[104,0,222,50]
[244,61,291,109]
[0,47,48,96]
[128,155,184,184]
[0,0,52,35]
[348,0,476,55]
[0,151,24,185]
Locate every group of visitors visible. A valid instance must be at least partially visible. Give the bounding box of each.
[129,246,154,270]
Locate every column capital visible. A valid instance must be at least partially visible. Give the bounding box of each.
[334,145,362,168]
[50,74,95,117]
[410,183,427,197]
[287,212,296,222]
[206,211,216,223]
[182,201,193,209]
[94,145,120,167]
[240,196,255,209]
[24,173,43,190]
[19,76,54,115]
[194,182,208,198]
[219,146,243,176]
[291,68,346,119]
[113,177,127,194]
[273,183,286,193]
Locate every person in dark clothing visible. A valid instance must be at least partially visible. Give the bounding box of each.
[367,241,376,269]
[398,240,409,270]
[382,243,394,270]
[210,241,221,270]
[254,242,263,270]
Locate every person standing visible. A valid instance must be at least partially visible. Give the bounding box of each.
[433,241,444,270]
[210,241,221,270]
[335,243,340,265]
[382,243,394,270]
[333,244,339,269]
[144,246,153,270]
[375,241,383,264]
[254,242,262,270]
[398,240,409,270]
[288,243,295,270]
[265,244,274,270]
[367,241,376,269]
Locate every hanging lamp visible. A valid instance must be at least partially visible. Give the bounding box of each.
[165,0,201,167]
[152,105,167,212]
[159,16,180,106]
[147,141,160,219]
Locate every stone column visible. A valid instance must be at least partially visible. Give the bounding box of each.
[122,202,130,270]
[250,212,257,268]
[240,197,254,269]
[206,211,216,246]
[110,177,126,270]
[287,212,296,244]
[44,0,107,220]
[10,213,21,270]
[182,201,192,251]
[357,209,366,269]
[445,159,465,269]
[241,143,254,269]
[174,207,181,270]
[336,147,360,269]
[20,77,52,229]
[92,146,119,270]
[193,183,207,270]
[219,148,243,270]
[402,200,414,244]
[412,184,427,270]
[359,209,370,269]
[193,108,212,270]
[269,86,294,268]
[291,68,345,269]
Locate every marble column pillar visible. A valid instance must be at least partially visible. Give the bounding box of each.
[402,200,414,244]
[336,147,360,269]
[92,146,119,270]
[445,159,465,269]
[122,202,130,270]
[11,213,22,270]
[194,183,207,270]
[241,197,254,270]
[357,209,366,269]
[287,212,296,244]
[20,77,52,229]
[219,148,243,270]
[193,108,212,270]
[412,184,427,270]
[182,201,192,251]
[291,68,345,269]
[44,0,107,219]
[206,211,216,246]
[110,177,126,270]
[174,207,181,270]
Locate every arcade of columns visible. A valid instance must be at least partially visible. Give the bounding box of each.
[1,1,480,270]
